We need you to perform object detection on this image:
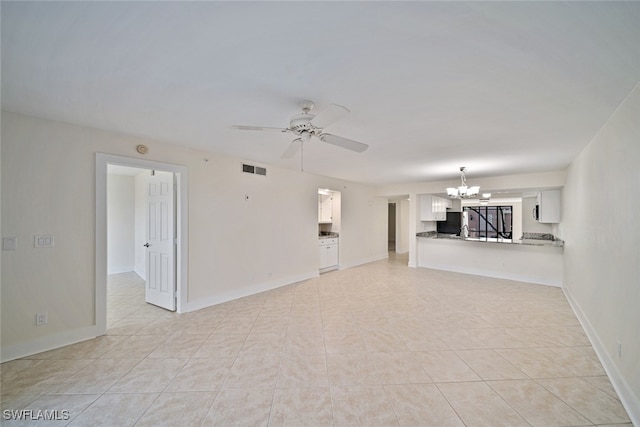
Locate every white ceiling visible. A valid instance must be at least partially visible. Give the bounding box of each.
[2,2,639,186]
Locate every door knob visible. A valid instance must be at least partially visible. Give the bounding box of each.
[143,243,150,247]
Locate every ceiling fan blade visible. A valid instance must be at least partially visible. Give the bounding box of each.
[232,125,287,132]
[310,104,350,129]
[319,133,369,153]
[281,139,302,158]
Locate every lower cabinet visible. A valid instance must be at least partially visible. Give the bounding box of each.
[319,238,338,271]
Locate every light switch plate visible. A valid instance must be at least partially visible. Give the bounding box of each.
[36,312,48,326]
[3,237,17,251]
[34,235,55,248]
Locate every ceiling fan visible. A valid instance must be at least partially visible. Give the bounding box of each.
[232,100,369,159]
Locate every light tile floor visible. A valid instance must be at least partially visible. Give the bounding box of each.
[1,253,632,426]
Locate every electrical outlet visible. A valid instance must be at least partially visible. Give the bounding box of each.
[34,235,55,248]
[36,312,48,326]
[3,237,17,251]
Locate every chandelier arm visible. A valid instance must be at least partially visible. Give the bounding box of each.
[460,168,467,187]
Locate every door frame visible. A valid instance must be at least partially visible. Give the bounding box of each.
[95,153,188,335]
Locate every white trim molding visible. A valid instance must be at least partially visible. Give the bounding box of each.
[564,287,640,426]
[95,153,189,337]
[339,253,389,271]
[183,271,319,313]
[1,326,98,363]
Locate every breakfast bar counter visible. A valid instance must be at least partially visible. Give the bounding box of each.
[416,231,564,286]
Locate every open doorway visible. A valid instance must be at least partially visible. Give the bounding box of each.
[96,154,188,336]
[107,166,179,329]
[318,188,341,272]
[388,203,396,251]
[106,165,147,328]
[388,196,410,254]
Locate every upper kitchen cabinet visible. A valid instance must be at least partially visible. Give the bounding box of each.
[420,195,448,221]
[444,198,453,209]
[318,192,333,223]
[536,190,561,223]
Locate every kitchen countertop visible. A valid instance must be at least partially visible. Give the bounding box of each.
[416,231,564,247]
[319,232,339,239]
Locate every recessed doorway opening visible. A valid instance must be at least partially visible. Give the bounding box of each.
[96,153,188,336]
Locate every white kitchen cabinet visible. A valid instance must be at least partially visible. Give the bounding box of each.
[318,194,332,223]
[536,190,561,223]
[319,238,338,271]
[420,195,447,221]
[444,198,453,209]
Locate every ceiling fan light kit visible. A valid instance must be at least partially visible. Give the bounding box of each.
[232,100,369,161]
[447,167,480,199]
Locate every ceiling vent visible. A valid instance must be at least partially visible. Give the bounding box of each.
[242,163,267,176]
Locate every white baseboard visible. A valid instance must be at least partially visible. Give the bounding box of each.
[184,255,390,313]
[1,325,99,363]
[107,265,136,275]
[418,264,562,287]
[182,270,319,313]
[339,253,389,270]
[563,287,640,426]
[134,267,145,279]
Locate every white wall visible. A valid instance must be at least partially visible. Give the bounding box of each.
[376,171,566,199]
[0,111,388,360]
[396,199,410,254]
[338,192,388,270]
[106,174,135,274]
[331,190,341,235]
[560,83,640,423]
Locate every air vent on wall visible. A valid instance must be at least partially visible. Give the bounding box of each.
[242,163,267,176]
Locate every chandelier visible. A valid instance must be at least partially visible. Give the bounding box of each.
[446,167,480,198]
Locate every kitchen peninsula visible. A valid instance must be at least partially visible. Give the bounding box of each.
[416,231,564,286]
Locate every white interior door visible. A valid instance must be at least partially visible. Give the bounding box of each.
[145,171,176,311]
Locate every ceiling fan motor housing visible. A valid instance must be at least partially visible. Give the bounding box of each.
[289,113,319,134]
